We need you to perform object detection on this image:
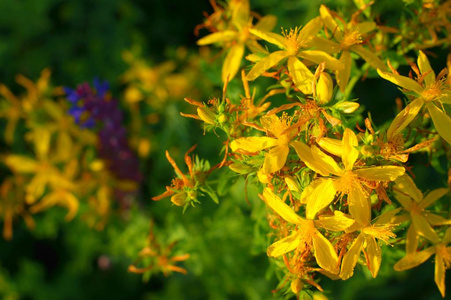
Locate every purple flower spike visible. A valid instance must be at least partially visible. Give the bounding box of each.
[64,80,142,184]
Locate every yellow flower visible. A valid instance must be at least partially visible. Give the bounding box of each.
[393,174,451,245]
[292,128,405,224]
[197,0,277,82]
[378,51,451,144]
[319,5,386,91]
[340,208,400,279]
[245,18,343,94]
[262,188,352,274]
[230,113,296,175]
[394,227,451,298]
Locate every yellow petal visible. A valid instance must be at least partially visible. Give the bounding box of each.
[4,155,38,173]
[230,137,279,152]
[394,174,423,203]
[298,50,343,71]
[267,232,300,257]
[197,30,238,45]
[315,210,355,231]
[291,141,335,176]
[435,251,446,298]
[246,50,288,81]
[254,15,277,32]
[340,233,365,280]
[287,56,314,94]
[406,225,419,255]
[312,230,339,274]
[299,17,323,44]
[394,247,435,271]
[374,207,402,225]
[418,50,435,86]
[301,178,325,204]
[426,102,451,145]
[318,137,342,157]
[342,128,359,171]
[317,72,334,104]
[262,188,304,225]
[354,166,405,181]
[336,51,352,92]
[352,45,386,71]
[262,144,289,174]
[425,213,451,226]
[306,178,336,220]
[420,188,448,209]
[248,28,286,49]
[365,235,381,278]
[377,69,424,94]
[411,213,440,244]
[311,145,342,176]
[222,43,244,82]
[443,227,451,244]
[386,98,424,139]
[354,22,376,35]
[230,0,249,29]
[319,5,343,41]
[348,185,371,225]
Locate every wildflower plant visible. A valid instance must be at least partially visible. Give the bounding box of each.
[1,0,451,299]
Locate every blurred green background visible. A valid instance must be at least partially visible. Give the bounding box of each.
[0,0,450,299]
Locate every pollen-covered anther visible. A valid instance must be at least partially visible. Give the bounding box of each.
[341,30,363,50]
[282,27,303,56]
[362,224,397,244]
[333,171,357,195]
[436,244,451,269]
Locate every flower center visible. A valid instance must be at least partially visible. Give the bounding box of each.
[334,171,357,195]
[421,80,445,102]
[340,29,362,50]
[436,244,451,269]
[283,27,303,56]
[362,224,397,244]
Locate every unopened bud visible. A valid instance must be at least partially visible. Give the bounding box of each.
[361,145,375,157]
[197,107,216,125]
[335,101,360,113]
[218,113,229,123]
[317,72,334,104]
[285,176,300,192]
[171,192,188,206]
[229,162,253,174]
[290,278,304,294]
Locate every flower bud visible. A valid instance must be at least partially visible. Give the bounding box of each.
[229,162,253,174]
[285,176,300,192]
[317,72,333,104]
[218,113,229,123]
[290,278,304,294]
[197,107,216,125]
[334,101,360,113]
[171,192,188,206]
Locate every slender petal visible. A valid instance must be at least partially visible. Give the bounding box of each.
[319,5,343,41]
[287,56,314,94]
[394,174,423,203]
[348,185,371,225]
[434,253,446,298]
[298,50,343,71]
[365,235,382,278]
[306,178,336,219]
[420,188,448,209]
[418,50,435,86]
[298,17,323,44]
[426,102,451,145]
[315,211,355,231]
[386,98,424,139]
[311,145,342,176]
[254,15,277,32]
[394,247,435,271]
[352,45,386,71]
[312,230,339,274]
[267,232,300,257]
[248,28,286,49]
[222,43,245,82]
[262,144,289,174]
[263,188,304,225]
[246,50,288,81]
[340,233,365,280]
[197,31,238,45]
[406,224,418,255]
[336,51,352,92]
[411,213,440,244]
[342,128,359,171]
[377,69,424,94]
[355,22,376,35]
[354,166,405,181]
[291,141,335,176]
[230,136,279,152]
[318,137,342,157]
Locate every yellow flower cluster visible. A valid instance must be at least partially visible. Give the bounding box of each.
[156,0,451,297]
